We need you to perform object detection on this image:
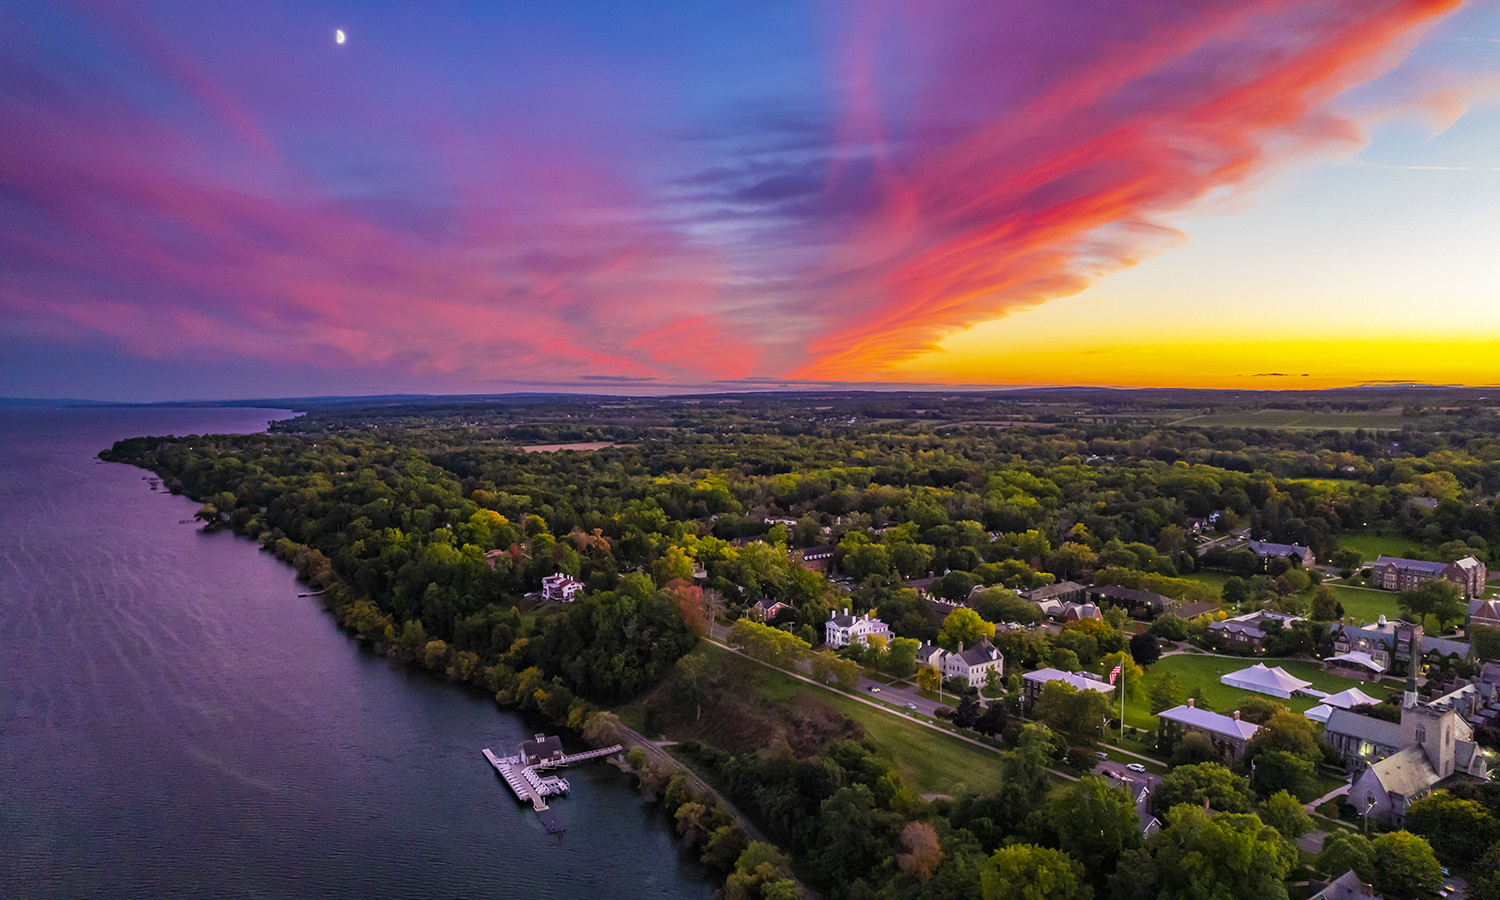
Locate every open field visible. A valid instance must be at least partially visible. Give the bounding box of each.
[1182,571,1233,594]
[628,643,1009,796]
[1326,583,1402,625]
[1169,409,1408,431]
[1337,529,1443,563]
[1119,653,1394,732]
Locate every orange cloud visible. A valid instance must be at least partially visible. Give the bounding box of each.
[793,0,1465,380]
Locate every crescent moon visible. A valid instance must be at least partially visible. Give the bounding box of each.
[335,29,346,44]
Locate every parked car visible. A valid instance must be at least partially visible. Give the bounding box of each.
[1096,751,1109,760]
[1126,763,1147,773]
[906,702,917,710]
[868,686,880,692]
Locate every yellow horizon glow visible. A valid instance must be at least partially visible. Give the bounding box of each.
[889,323,1500,389]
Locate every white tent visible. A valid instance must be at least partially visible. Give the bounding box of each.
[1323,686,1381,709]
[1323,652,1386,675]
[1304,704,1335,724]
[1219,663,1313,699]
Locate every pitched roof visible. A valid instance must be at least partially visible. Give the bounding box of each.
[1022,668,1114,694]
[1158,704,1259,741]
[953,641,1003,666]
[1365,744,1440,799]
[1249,540,1313,559]
[1374,555,1448,575]
[1312,870,1383,900]
[1027,580,1086,600]
[1323,708,1403,748]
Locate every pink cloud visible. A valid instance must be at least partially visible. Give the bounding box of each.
[791,0,1466,378]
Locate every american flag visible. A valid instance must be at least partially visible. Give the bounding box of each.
[1108,663,1122,685]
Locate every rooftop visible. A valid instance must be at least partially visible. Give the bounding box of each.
[1158,704,1260,741]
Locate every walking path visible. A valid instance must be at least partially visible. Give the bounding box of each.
[612,720,769,845]
[1303,783,1349,814]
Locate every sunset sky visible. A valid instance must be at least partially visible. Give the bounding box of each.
[3,0,1498,400]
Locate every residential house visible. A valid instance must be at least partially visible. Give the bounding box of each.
[1087,584,1170,616]
[541,573,584,602]
[1373,554,1487,599]
[1311,871,1383,900]
[916,640,1005,686]
[747,597,791,624]
[1248,540,1317,568]
[1158,700,1259,763]
[793,545,836,574]
[905,575,941,599]
[1023,581,1087,605]
[825,609,892,649]
[1021,667,1113,713]
[1328,617,1471,675]
[1207,610,1304,653]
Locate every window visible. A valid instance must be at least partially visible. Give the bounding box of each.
[1415,726,1426,743]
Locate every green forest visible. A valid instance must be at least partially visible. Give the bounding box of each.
[101,390,1500,899]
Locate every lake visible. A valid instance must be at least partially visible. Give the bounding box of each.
[0,407,715,899]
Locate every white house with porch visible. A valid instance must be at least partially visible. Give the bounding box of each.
[825,609,892,649]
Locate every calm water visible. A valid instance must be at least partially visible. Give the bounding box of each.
[0,407,714,900]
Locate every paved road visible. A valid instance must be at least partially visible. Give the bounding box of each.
[1093,757,1162,797]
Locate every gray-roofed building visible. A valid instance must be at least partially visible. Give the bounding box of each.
[1021,667,1113,712]
[1173,601,1220,620]
[1208,610,1304,653]
[1249,540,1317,568]
[1024,581,1087,604]
[1086,584,1170,615]
[1322,709,1404,769]
[1311,870,1383,900]
[1350,745,1441,825]
[1158,700,1259,762]
[1374,554,1487,598]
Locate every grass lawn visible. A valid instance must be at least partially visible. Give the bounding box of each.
[1174,410,1406,431]
[678,643,1009,796]
[1337,529,1441,564]
[1326,583,1402,625]
[1183,571,1233,594]
[1124,653,1394,732]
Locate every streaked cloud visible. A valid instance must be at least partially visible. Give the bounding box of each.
[0,0,1488,398]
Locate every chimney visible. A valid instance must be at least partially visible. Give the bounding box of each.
[1361,884,1374,898]
[958,641,964,653]
[1187,698,1195,708]
[1233,711,1241,721]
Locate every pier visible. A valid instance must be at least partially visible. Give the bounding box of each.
[482,735,624,833]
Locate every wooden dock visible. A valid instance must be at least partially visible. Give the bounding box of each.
[482,741,623,834]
